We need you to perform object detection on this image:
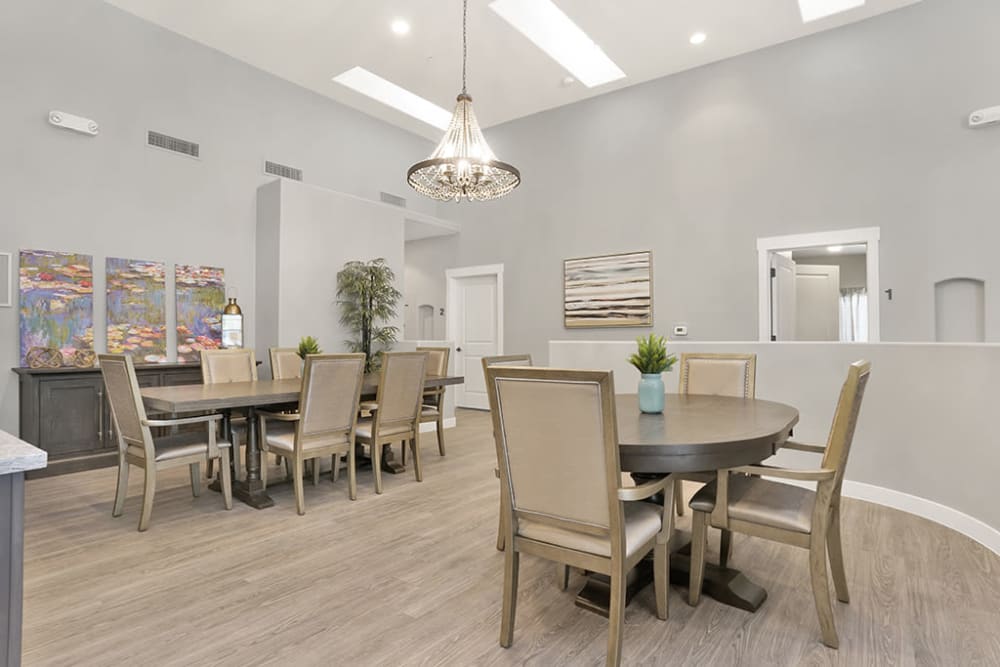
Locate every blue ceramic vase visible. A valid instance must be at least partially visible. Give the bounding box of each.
[638,373,665,414]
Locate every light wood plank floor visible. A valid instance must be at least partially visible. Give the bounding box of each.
[21,409,1000,666]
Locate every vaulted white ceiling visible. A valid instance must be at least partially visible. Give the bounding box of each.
[105,0,922,139]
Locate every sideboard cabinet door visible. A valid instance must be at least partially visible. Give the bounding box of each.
[37,377,106,457]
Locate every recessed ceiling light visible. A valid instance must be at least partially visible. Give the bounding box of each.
[689,32,707,45]
[827,245,844,253]
[488,0,626,88]
[332,67,450,129]
[391,19,410,35]
[797,0,865,23]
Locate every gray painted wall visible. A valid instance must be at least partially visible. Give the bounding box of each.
[0,0,434,434]
[443,0,1000,363]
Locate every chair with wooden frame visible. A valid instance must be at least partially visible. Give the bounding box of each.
[99,354,232,532]
[201,349,257,481]
[481,354,533,552]
[269,347,303,381]
[674,352,757,567]
[688,360,871,649]
[487,366,674,667]
[257,354,365,514]
[355,351,427,494]
[401,346,450,466]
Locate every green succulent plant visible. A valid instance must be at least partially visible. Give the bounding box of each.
[628,334,677,374]
[297,336,322,359]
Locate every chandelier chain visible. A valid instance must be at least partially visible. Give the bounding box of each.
[462,0,468,95]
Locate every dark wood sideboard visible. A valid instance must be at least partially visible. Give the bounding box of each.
[12,363,203,478]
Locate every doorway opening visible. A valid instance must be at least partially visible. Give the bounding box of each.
[757,228,880,342]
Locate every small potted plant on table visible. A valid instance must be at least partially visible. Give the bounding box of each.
[628,334,677,414]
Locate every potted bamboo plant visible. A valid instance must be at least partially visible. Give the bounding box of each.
[336,258,401,372]
[628,334,677,414]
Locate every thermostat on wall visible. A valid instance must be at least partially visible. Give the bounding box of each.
[672,324,688,337]
[48,110,99,136]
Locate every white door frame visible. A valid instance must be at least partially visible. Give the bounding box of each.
[756,227,880,342]
[445,262,505,355]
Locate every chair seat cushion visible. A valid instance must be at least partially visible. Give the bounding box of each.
[354,420,415,441]
[132,432,230,463]
[420,406,441,420]
[689,475,815,534]
[262,422,349,452]
[517,501,662,559]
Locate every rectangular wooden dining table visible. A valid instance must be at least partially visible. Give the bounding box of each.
[141,374,464,509]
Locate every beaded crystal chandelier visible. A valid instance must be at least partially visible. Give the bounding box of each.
[407,0,520,202]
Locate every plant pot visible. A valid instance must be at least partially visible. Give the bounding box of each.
[638,373,665,414]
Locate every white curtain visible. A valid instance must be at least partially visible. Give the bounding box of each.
[839,288,868,342]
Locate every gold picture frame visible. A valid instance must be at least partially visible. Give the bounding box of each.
[564,250,653,328]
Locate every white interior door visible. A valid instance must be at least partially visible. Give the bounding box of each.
[795,264,841,341]
[770,253,798,341]
[450,272,500,409]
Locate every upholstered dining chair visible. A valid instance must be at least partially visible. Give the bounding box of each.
[481,354,533,552]
[257,354,365,514]
[355,351,427,494]
[487,366,674,667]
[674,352,757,569]
[269,347,303,380]
[688,360,871,649]
[99,354,232,531]
[201,348,257,481]
[408,346,450,460]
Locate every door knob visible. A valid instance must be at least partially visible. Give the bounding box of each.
[456,347,462,352]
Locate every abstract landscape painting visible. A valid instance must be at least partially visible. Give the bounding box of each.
[564,251,652,328]
[107,258,167,363]
[175,264,224,362]
[19,249,94,366]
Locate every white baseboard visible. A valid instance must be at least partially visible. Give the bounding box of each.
[763,477,1000,556]
[419,417,456,434]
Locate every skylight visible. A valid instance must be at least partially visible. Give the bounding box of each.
[798,0,866,22]
[488,0,626,88]
[332,67,451,130]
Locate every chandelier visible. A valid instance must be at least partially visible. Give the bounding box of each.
[407,0,520,202]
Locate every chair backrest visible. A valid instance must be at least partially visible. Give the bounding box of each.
[678,352,756,398]
[296,354,365,446]
[201,349,258,383]
[481,354,533,376]
[372,352,427,433]
[487,366,623,544]
[821,360,871,491]
[99,354,152,455]
[417,346,450,405]
[270,347,303,380]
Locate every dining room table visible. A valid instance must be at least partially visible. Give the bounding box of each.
[574,392,799,618]
[140,373,465,509]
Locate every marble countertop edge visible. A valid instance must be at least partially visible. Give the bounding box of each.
[0,430,48,475]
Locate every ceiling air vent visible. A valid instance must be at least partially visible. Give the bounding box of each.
[147,131,200,158]
[264,160,303,181]
[380,192,407,208]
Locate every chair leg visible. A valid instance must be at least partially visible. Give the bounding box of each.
[496,511,506,551]
[205,458,214,480]
[400,440,407,466]
[372,443,383,494]
[331,454,341,482]
[809,533,839,648]
[719,529,733,568]
[283,456,292,480]
[827,504,850,604]
[347,446,357,500]
[607,564,626,667]
[654,538,669,620]
[189,463,201,497]
[689,510,708,606]
[436,414,446,456]
[137,465,156,532]
[231,437,242,481]
[674,482,685,516]
[312,458,320,486]
[112,455,129,518]
[557,564,570,591]
[410,435,423,482]
[499,548,519,648]
[292,456,306,515]
[219,449,233,510]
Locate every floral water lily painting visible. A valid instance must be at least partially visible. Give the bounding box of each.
[19,249,95,366]
[175,264,224,362]
[564,251,653,328]
[106,258,167,363]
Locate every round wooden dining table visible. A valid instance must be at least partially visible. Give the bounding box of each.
[576,393,799,617]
